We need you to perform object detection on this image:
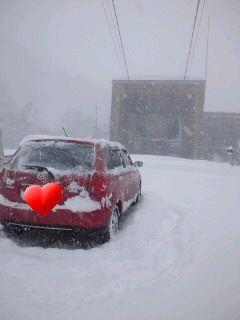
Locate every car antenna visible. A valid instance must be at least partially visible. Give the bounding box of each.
[62,127,68,137]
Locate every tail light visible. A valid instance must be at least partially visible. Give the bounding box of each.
[88,173,109,197]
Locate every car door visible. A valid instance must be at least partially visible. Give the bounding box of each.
[104,146,125,209]
[121,149,140,201]
[111,147,130,205]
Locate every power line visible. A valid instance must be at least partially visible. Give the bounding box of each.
[106,0,125,72]
[111,0,130,79]
[205,16,210,80]
[184,0,201,80]
[100,0,125,75]
[189,0,206,72]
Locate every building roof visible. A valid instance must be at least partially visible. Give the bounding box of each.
[204,111,240,117]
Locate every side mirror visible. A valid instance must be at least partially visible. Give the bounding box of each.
[134,161,143,167]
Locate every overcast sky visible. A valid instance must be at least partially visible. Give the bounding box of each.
[0,0,240,133]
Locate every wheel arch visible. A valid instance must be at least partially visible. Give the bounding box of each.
[115,200,122,216]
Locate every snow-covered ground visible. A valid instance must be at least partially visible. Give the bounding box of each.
[0,155,240,320]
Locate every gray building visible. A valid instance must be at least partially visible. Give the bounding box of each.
[111,80,206,159]
[110,79,240,163]
[199,112,240,163]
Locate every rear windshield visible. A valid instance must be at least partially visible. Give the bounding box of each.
[9,141,95,173]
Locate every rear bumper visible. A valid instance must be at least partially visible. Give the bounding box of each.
[0,203,111,231]
[2,221,108,236]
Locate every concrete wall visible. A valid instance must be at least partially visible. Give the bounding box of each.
[111,80,205,159]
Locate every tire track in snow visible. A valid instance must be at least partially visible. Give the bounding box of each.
[116,190,195,288]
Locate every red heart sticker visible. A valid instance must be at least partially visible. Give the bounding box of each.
[24,183,62,216]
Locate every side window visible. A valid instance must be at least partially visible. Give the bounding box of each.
[121,150,133,166]
[111,149,123,168]
[105,147,114,170]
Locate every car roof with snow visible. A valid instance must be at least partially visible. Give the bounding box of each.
[20,135,124,149]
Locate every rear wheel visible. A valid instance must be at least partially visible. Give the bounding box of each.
[109,206,119,238]
[135,183,142,204]
[96,206,119,243]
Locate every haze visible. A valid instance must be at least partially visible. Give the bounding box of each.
[0,0,240,147]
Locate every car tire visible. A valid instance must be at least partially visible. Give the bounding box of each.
[96,206,119,243]
[3,224,25,236]
[135,183,142,204]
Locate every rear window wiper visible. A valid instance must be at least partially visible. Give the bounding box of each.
[23,164,55,181]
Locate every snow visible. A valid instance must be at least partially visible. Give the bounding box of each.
[183,125,192,136]
[0,194,30,210]
[20,135,123,148]
[0,155,240,319]
[101,193,112,209]
[66,181,83,193]
[63,190,101,212]
[122,194,137,212]
[5,177,15,186]
[4,149,16,156]
[0,188,101,213]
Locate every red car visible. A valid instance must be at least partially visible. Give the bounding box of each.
[0,136,142,241]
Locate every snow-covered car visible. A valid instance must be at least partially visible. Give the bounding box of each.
[0,136,142,241]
